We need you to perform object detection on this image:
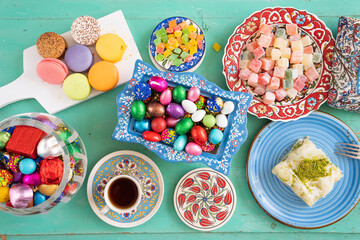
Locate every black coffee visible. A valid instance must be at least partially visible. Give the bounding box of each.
[108,178,139,209]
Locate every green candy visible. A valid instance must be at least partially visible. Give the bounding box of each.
[0,132,11,149]
[203,115,216,128]
[175,118,193,135]
[131,100,146,120]
[172,86,187,103]
[56,128,72,141]
[68,143,81,155]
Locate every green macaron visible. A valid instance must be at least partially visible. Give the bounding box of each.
[63,73,91,100]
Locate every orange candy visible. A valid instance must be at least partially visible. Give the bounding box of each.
[88,61,119,91]
[169,19,177,28]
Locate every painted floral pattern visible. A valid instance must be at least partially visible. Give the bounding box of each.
[328,16,360,112]
[223,7,335,121]
[112,60,252,175]
[175,169,236,230]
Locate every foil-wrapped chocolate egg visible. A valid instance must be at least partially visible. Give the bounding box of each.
[37,135,63,158]
[8,154,24,173]
[12,172,23,183]
[201,142,216,152]
[39,184,59,196]
[148,76,168,92]
[34,191,47,206]
[0,131,11,149]
[9,184,33,208]
[134,82,151,100]
[0,186,10,203]
[22,172,41,186]
[166,103,185,119]
[0,169,13,187]
[147,102,165,118]
[195,96,206,110]
[160,128,177,144]
[206,96,224,113]
[35,115,58,130]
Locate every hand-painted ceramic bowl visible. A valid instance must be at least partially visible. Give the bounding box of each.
[112,60,252,175]
[0,113,87,215]
[149,16,206,72]
[223,7,335,121]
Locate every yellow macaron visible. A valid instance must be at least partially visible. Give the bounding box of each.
[63,73,91,100]
[96,33,127,63]
[88,61,119,91]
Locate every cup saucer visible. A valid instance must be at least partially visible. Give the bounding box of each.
[87,151,164,228]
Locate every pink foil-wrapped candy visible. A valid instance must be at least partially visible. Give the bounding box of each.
[9,184,33,208]
[22,172,41,186]
[148,76,168,92]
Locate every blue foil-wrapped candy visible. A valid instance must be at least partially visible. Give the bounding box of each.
[161,128,177,144]
[206,96,224,113]
[134,82,151,100]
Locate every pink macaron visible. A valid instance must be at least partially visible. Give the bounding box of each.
[36,58,69,84]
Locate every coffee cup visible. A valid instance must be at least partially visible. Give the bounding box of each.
[99,175,142,214]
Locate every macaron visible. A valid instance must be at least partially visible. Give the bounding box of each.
[95,33,127,63]
[71,16,101,46]
[36,32,67,59]
[36,58,69,84]
[63,73,91,100]
[64,44,93,72]
[88,61,119,91]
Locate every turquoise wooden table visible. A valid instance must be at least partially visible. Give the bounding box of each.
[1,0,360,239]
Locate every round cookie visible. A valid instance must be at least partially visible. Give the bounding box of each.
[88,61,119,91]
[36,58,69,84]
[95,33,127,63]
[71,16,101,46]
[36,32,67,59]
[64,44,93,72]
[63,73,91,100]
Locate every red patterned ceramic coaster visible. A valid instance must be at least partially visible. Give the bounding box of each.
[223,7,335,121]
[174,168,236,231]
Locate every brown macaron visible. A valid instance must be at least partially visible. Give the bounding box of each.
[36,32,67,58]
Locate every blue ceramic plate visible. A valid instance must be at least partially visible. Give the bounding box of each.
[112,60,252,175]
[149,16,206,72]
[247,111,360,229]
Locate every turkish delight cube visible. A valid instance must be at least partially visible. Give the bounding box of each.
[313,52,322,63]
[275,28,287,39]
[239,60,251,69]
[275,88,287,101]
[248,73,259,87]
[304,63,314,71]
[303,45,313,54]
[277,58,289,68]
[271,48,281,60]
[280,48,291,59]
[239,68,252,80]
[285,68,298,80]
[263,91,276,105]
[293,77,306,91]
[253,46,265,59]
[259,23,273,36]
[268,77,280,90]
[282,78,294,89]
[258,34,272,48]
[290,35,301,42]
[290,50,303,64]
[302,54,313,65]
[301,36,312,46]
[258,72,271,85]
[249,58,262,73]
[247,42,259,52]
[297,74,308,82]
[291,40,303,51]
[242,51,255,60]
[286,24,298,36]
[305,67,320,83]
[253,84,266,95]
[274,38,287,49]
[265,47,274,57]
[273,66,286,78]
[292,64,304,76]
[269,33,276,47]
[261,58,275,71]
[286,88,298,98]
[266,69,274,77]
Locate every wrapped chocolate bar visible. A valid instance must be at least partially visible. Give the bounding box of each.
[328,16,360,112]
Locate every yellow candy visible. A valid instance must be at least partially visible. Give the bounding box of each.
[301,36,312,46]
[274,38,287,49]
[185,42,193,51]
[0,186,10,203]
[213,42,221,52]
[174,30,182,38]
[166,43,175,51]
[280,48,291,59]
[271,48,281,60]
[39,184,59,196]
[291,40,303,51]
[190,45,197,55]
[277,58,289,68]
[292,64,304,76]
[190,39,197,46]
[302,54,313,65]
[168,34,175,39]
[187,25,196,32]
[163,49,172,58]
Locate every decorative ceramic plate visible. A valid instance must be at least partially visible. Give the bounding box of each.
[149,16,206,72]
[174,168,237,231]
[247,111,360,229]
[112,60,252,175]
[87,151,164,228]
[223,7,335,121]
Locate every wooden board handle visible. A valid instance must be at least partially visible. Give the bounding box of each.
[0,74,34,109]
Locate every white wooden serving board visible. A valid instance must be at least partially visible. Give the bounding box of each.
[0,10,142,114]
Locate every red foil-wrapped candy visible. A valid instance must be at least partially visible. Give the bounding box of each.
[39,158,63,184]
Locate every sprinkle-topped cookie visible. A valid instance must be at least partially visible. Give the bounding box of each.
[71,16,101,46]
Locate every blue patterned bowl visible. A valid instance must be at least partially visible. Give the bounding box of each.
[149,16,206,72]
[112,60,252,175]
[247,111,360,228]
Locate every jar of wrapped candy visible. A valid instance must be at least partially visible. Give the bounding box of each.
[0,113,87,215]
